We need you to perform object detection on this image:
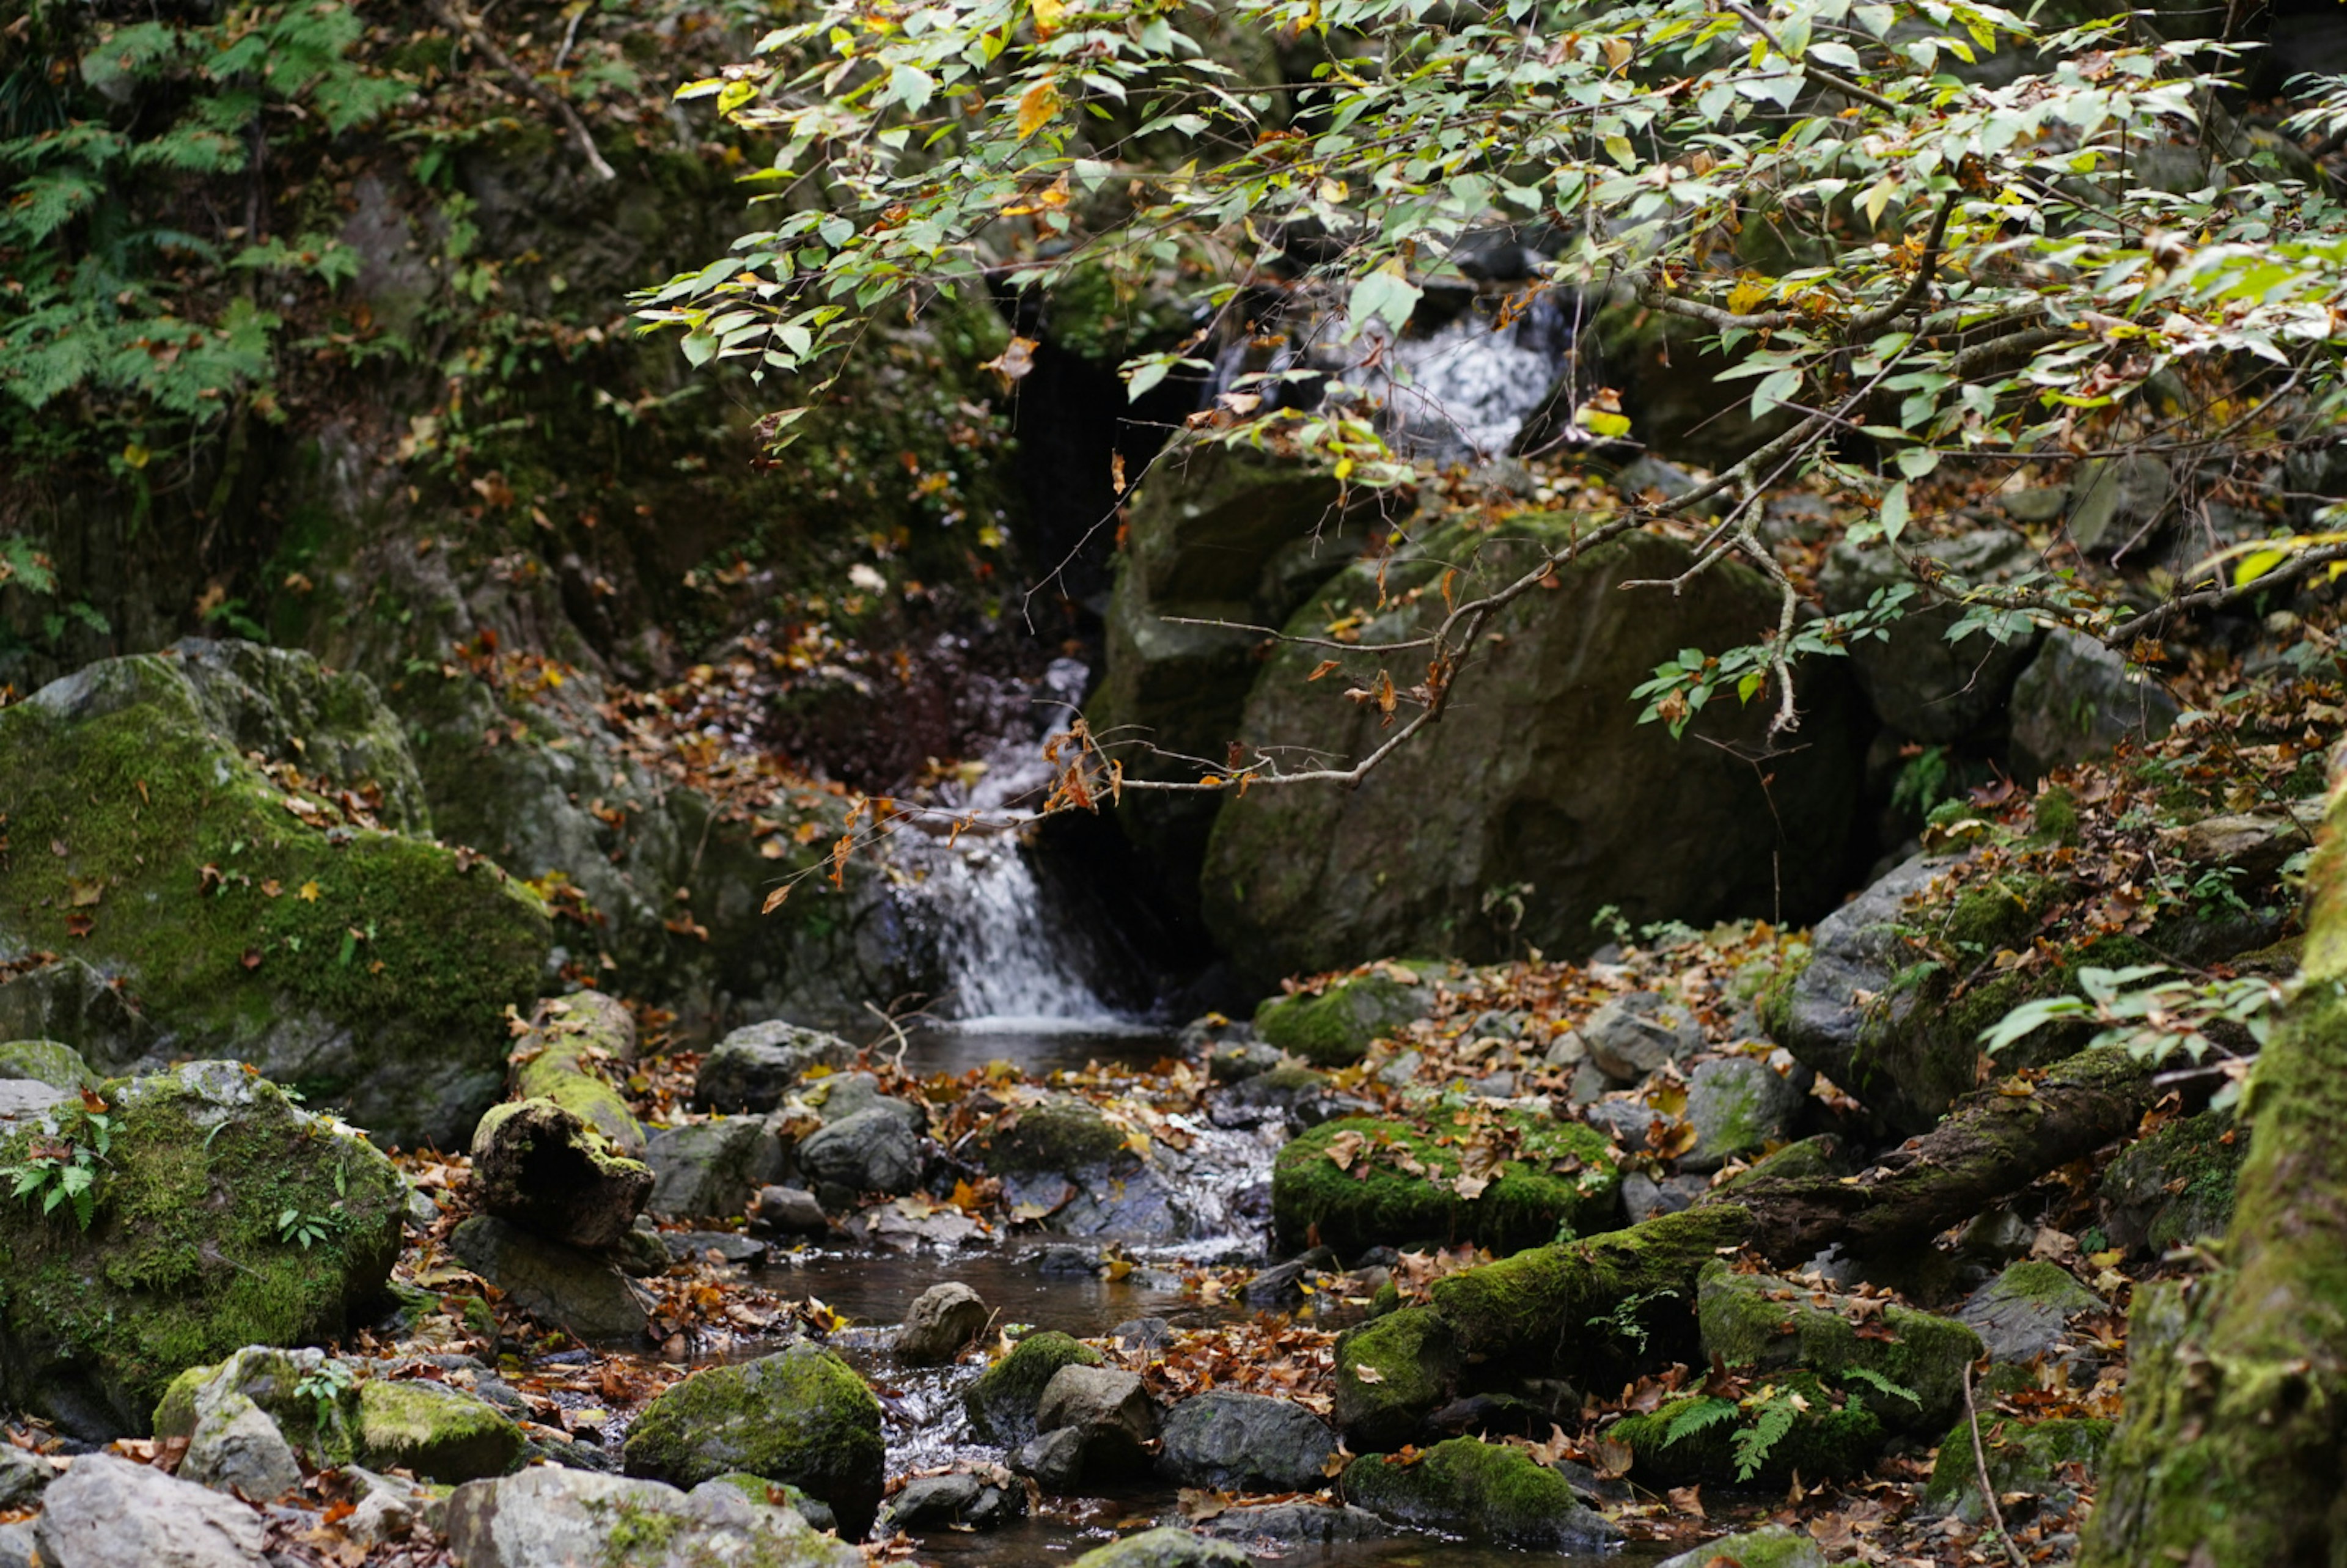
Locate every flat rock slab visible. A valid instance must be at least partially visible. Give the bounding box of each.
[34,1453,266,1568]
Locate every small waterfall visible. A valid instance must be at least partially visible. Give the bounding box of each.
[1372,292,1574,464]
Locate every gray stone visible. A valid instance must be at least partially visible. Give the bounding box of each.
[1584,1096,1659,1151]
[1682,1054,1809,1172]
[444,1465,859,1568]
[663,1231,769,1265]
[877,1470,1025,1531]
[796,1099,925,1206]
[1009,1425,1089,1491]
[0,1520,32,1568]
[1656,1524,1826,1568]
[1196,1503,1387,1548]
[1999,486,2070,524]
[1158,1391,1337,1492]
[1958,1261,2106,1366]
[1622,1171,1711,1224]
[0,1039,97,1091]
[33,1453,266,1568]
[2009,629,2182,780]
[448,1215,652,1339]
[2066,453,2172,556]
[1583,992,1703,1083]
[646,1118,784,1220]
[749,1185,832,1236]
[0,1445,57,1509]
[0,1078,68,1125]
[1037,1364,1158,1446]
[2178,807,2317,884]
[694,1022,856,1113]
[895,1282,989,1364]
[180,1391,303,1500]
[0,958,155,1076]
[1818,530,2044,744]
[1067,1526,1252,1568]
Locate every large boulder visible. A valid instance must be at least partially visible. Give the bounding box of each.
[445,1466,861,1567]
[1200,524,1864,984]
[1159,1391,1338,1492]
[645,1118,784,1220]
[1340,1437,1622,1550]
[620,1343,886,1537]
[2009,629,2182,780]
[1816,530,2044,744]
[694,1021,856,1113]
[0,648,551,1145]
[0,1063,405,1437]
[32,1452,266,1568]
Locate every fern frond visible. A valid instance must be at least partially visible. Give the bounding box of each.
[1842,1366,1921,1405]
[1732,1397,1799,1481]
[1662,1396,1739,1447]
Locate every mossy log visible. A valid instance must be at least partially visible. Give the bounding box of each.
[469,991,650,1250]
[1713,1045,2156,1263]
[2079,768,2347,1566]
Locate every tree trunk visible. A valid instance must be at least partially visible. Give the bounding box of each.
[2082,770,2347,1566]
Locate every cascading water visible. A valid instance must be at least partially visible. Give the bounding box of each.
[1372,291,1576,464]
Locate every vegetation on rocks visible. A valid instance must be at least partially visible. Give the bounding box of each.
[1274,1112,1617,1256]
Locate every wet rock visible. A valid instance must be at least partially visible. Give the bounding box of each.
[621,1341,886,1536]
[1584,992,1704,1082]
[0,1039,97,1091]
[471,1098,653,1250]
[444,1465,860,1568]
[1817,530,2044,744]
[356,1378,524,1482]
[1067,1525,1252,1567]
[1159,1392,1337,1492]
[0,1063,405,1439]
[749,1184,832,1237]
[1033,1365,1158,1480]
[0,1447,56,1509]
[664,1231,769,1266]
[32,1452,266,1568]
[1241,1245,1335,1306]
[1109,1316,1173,1351]
[1698,1259,1983,1432]
[795,1094,926,1207]
[878,1470,1026,1531]
[1656,1524,1825,1568]
[1682,1054,1809,1171]
[969,1093,1125,1176]
[1340,1437,1623,1550]
[1622,1171,1711,1223]
[1612,1368,1884,1487]
[895,1282,989,1364]
[646,1118,784,1221]
[694,1020,857,1113]
[449,1215,652,1341]
[0,648,550,1147]
[180,1390,303,1499]
[1922,1415,2110,1524]
[1203,1037,1283,1083]
[1009,1425,1089,1490]
[2099,1109,2244,1255]
[1272,1113,1618,1256]
[965,1331,1106,1446]
[1333,1308,1460,1451]
[1194,1503,1386,1550]
[1253,971,1434,1068]
[1582,1096,1659,1151]
[2065,452,2170,556]
[1958,1261,2106,1367]
[2009,629,2182,780]
[1210,1064,1364,1130]
[1202,527,1864,984]
[614,1225,672,1277]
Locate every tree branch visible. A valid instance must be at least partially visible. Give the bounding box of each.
[429,0,616,181]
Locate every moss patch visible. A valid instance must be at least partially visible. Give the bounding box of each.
[1254,972,1434,1067]
[973,1097,1125,1176]
[1695,1260,1984,1432]
[964,1330,1104,1445]
[0,1040,98,1091]
[1614,1371,1884,1487]
[356,1378,523,1481]
[1341,1437,1620,1548]
[1924,1416,2110,1523]
[1333,1306,1460,1451]
[1271,1113,1619,1256]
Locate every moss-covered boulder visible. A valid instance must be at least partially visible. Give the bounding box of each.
[355,1377,524,1482]
[446,1466,862,1568]
[1696,1260,1985,1432]
[0,1040,98,1092]
[1333,1306,1461,1451]
[153,1345,353,1498]
[2099,1109,2245,1255]
[1067,1525,1253,1568]
[1656,1524,1826,1568]
[1956,1260,2106,1367]
[622,1342,884,1536]
[1253,970,1434,1066]
[964,1330,1106,1446]
[970,1095,1126,1176]
[1271,1113,1618,1256]
[1923,1415,2111,1523]
[1339,1437,1622,1548]
[1612,1371,1885,1487]
[1199,524,1864,984]
[0,1063,405,1437]
[0,648,551,1146]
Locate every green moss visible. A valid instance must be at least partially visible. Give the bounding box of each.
[1254,973,1431,1067]
[1271,1113,1618,1256]
[963,1330,1104,1444]
[152,1346,358,1464]
[1924,1416,2111,1522]
[1333,1306,1460,1451]
[0,1041,98,1091]
[975,1097,1125,1175]
[1694,1261,1983,1431]
[1756,950,1813,1040]
[2101,1110,2244,1253]
[1661,1525,1823,1567]
[0,1063,405,1434]
[620,1342,884,1536]
[2033,787,2082,846]
[356,1378,523,1481]
[1614,1371,1883,1487]
[1340,1437,1615,1548]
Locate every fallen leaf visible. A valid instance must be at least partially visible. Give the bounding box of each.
[299,881,321,902]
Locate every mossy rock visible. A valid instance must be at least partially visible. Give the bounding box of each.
[1923,1416,2111,1523]
[1333,1306,1460,1451]
[1339,1437,1622,1549]
[621,1341,884,1536]
[153,1346,359,1465]
[1657,1525,1825,1568]
[1271,1113,1619,1256]
[0,1063,405,1438]
[2099,1109,2244,1255]
[971,1096,1125,1176]
[1066,1525,1252,1567]
[1696,1260,1985,1432]
[1253,972,1434,1068]
[0,650,551,1146]
[510,992,645,1156]
[0,1040,98,1092]
[355,1377,524,1482]
[1613,1371,1884,1487]
[964,1330,1105,1445]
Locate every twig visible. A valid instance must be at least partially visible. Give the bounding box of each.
[552,1,589,72]
[428,0,615,181]
[1725,2,1911,115]
[864,1000,914,1075]
[1964,1360,2030,1568]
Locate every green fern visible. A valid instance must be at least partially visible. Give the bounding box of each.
[1662,1396,1740,1447]
[1842,1366,1921,1406]
[1730,1393,1800,1482]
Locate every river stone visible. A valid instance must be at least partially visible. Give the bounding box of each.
[1622,1171,1711,1223]
[2008,629,2183,780]
[1200,525,1864,984]
[1196,1503,1387,1548]
[969,1093,1125,1176]
[152,1347,353,1468]
[0,1447,55,1509]
[1033,1365,1158,1479]
[2098,1108,2244,1255]
[1253,971,1434,1067]
[1958,1261,2106,1366]
[621,1341,885,1536]
[1696,1260,1983,1433]
[795,1099,925,1207]
[0,1520,31,1568]
[0,1039,97,1091]
[1681,1054,1808,1171]
[33,1453,267,1568]
[1334,1308,1460,1451]
[1921,1414,2110,1525]
[750,1184,832,1236]
[877,1470,1026,1531]
[694,1022,857,1113]
[1159,1391,1337,1492]
[1340,1437,1623,1550]
[444,1465,860,1568]
[1817,530,2044,744]
[356,1378,524,1481]
[965,1331,1106,1445]
[471,1097,653,1250]
[0,1078,69,1124]
[180,1390,303,1499]
[1584,991,1704,1083]
[1010,1424,1088,1490]
[646,1118,785,1220]
[0,1063,405,1439]
[449,1215,652,1341]
[0,648,553,1148]
[1067,1525,1253,1568]
[895,1282,989,1363]
[1656,1524,1826,1568]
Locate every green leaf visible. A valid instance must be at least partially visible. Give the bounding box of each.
[1881,482,1910,544]
[1348,263,1423,338]
[2233,548,2289,588]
